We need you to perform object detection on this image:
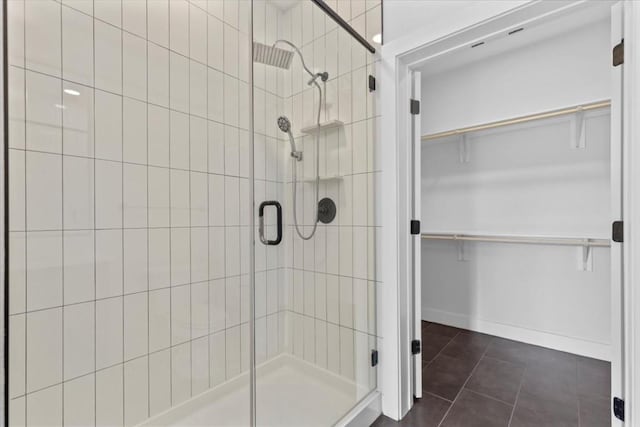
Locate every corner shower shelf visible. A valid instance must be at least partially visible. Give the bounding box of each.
[300,120,344,134]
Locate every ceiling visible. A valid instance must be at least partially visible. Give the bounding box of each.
[416,1,612,78]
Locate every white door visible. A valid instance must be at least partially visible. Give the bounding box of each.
[610,3,624,426]
[411,71,422,399]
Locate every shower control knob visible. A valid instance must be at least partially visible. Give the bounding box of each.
[317,198,337,224]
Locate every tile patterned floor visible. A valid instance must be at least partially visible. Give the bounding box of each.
[372,321,611,427]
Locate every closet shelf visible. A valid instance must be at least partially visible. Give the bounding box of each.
[421,232,610,248]
[421,99,611,141]
[300,120,344,134]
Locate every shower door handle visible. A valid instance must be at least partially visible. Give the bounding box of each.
[258,201,282,246]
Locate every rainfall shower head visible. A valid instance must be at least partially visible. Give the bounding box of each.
[253,42,294,69]
[277,116,291,133]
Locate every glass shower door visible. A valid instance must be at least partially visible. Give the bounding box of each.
[6,1,254,425]
[251,0,381,425]
[5,0,379,425]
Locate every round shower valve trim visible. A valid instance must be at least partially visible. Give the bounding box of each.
[318,198,337,224]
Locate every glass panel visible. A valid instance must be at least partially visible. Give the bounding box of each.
[6,0,252,425]
[252,1,380,425]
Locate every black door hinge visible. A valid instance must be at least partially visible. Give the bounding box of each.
[371,350,379,367]
[410,99,420,115]
[411,340,421,355]
[369,75,376,92]
[613,40,624,66]
[613,397,624,421]
[410,220,421,235]
[612,221,623,243]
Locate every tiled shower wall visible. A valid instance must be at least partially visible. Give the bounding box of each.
[6,0,288,425]
[276,0,382,396]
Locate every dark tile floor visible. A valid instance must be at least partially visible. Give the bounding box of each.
[372,321,611,427]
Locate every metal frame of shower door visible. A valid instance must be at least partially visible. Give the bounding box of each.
[2,0,8,424]
[380,0,636,422]
[309,0,376,54]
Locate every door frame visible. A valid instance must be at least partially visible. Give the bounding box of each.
[379,0,640,421]
[622,2,640,425]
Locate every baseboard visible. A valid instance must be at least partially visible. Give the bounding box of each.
[423,307,611,361]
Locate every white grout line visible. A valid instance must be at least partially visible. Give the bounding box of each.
[120,2,126,422]
[20,0,27,422]
[145,0,151,419]
[166,0,174,410]
[92,4,97,424]
[59,2,65,423]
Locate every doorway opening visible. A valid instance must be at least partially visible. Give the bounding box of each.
[405,2,624,425]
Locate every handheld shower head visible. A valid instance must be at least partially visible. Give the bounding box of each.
[276,116,302,161]
[277,116,291,133]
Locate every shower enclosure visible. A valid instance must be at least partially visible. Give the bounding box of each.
[5,0,381,425]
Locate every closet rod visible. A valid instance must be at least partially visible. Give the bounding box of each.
[421,99,611,141]
[421,233,611,248]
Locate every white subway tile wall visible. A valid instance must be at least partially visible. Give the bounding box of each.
[7,0,381,425]
[8,0,270,424]
[272,0,381,399]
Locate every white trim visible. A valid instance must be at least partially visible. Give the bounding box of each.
[379,39,403,422]
[423,308,611,361]
[623,1,640,425]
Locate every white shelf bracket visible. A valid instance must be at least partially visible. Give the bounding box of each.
[571,108,586,149]
[457,239,468,262]
[577,243,593,272]
[458,134,470,163]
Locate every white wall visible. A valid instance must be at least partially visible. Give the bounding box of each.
[420,15,612,360]
[421,18,611,134]
[422,242,611,354]
[421,113,611,237]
